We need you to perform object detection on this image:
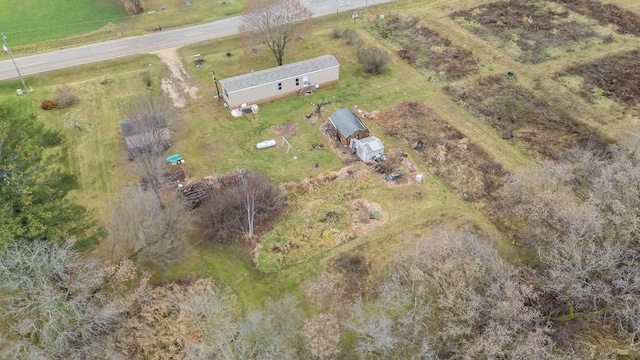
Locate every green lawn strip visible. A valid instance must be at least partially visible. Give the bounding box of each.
[0,0,126,47]
[3,0,247,55]
[129,0,246,33]
[152,242,301,312]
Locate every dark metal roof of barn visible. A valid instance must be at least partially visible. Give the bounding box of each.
[329,108,368,138]
[220,55,339,93]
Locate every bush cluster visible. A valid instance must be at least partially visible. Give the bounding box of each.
[41,100,56,110]
[357,47,390,74]
[52,86,80,109]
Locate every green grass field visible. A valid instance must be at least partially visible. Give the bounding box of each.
[0,0,127,46]
[0,0,247,54]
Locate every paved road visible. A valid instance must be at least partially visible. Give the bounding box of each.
[0,0,394,81]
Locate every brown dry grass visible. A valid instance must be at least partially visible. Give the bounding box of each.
[371,101,506,202]
[445,76,611,160]
[556,0,640,35]
[368,16,479,79]
[559,49,640,107]
[451,0,602,63]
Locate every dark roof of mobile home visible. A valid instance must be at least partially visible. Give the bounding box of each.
[220,55,339,93]
[329,109,368,138]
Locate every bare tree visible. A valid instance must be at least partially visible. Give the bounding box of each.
[0,242,116,359]
[107,187,194,269]
[121,94,174,205]
[233,295,304,359]
[348,230,554,359]
[495,147,640,338]
[201,170,285,242]
[239,0,312,66]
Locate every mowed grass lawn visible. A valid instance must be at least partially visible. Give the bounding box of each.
[0,0,127,46]
[1,0,246,53]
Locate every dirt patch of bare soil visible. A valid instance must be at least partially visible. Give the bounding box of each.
[445,76,610,160]
[368,16,478,79]
[272,122,300,137]
[371,101,506,202]
[556,0,640,35]
[558,49,640,107]
[348,199,388,237]
[451,0,601,63]
[153,48,199,108]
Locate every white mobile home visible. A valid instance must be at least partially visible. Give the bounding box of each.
[220,55,340,108]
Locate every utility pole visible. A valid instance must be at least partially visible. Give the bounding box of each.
[2,34,27,93]
[365,0,368,22]
[211,69,221,100]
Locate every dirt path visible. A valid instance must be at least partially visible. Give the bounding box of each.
[152,47,200,108]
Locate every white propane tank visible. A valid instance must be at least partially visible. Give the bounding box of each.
[256,139,277,149]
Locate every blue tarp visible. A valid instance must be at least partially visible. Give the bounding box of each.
[165,154,182,164]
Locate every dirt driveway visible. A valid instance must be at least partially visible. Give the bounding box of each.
[152,47,200,108]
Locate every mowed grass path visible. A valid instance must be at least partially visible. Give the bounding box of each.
[0,0,126,46]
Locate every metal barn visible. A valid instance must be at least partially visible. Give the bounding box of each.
[220,55,340,108]
[328,108,370,145]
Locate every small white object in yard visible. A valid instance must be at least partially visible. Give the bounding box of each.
[357,109,363,114]
[148,10,156,13]
[256,139,277,149]
[293,156,298,160]
[380,14,385,20]
[416,174,424,183]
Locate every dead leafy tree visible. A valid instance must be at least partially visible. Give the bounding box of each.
[0,241,116,359]
[348,230,554,359]
[119,0,143,15]
[239,0,312,66]
[110,278,239,359]
[201,170,286,242]
[121,94,174,205]
[106,187,193,269]
[301,274,347,359]
[496,148,640,338]
[302,313,341,359]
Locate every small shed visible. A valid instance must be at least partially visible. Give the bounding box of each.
[120,113,170,159]
[328,108,370,145]
[350,136,385,163]
[220,55,340,108]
